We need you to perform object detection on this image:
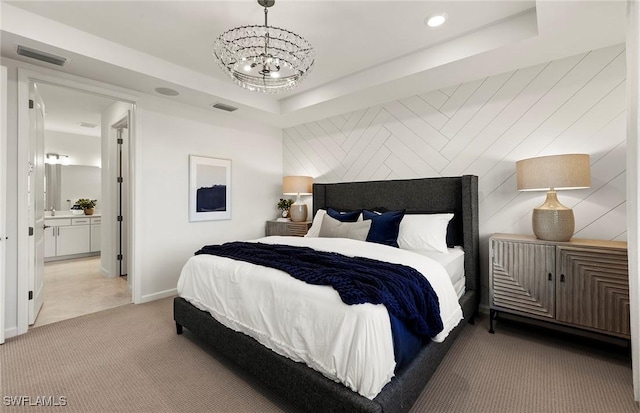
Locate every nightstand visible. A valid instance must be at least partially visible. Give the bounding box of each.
[489,233,629,339]
[265,220,312,237]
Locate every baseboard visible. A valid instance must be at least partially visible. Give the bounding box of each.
[100,266,118,278]
[478,303,490,315]
[139,288,177,303]
[45,251,99,263]
[4,326,18,341]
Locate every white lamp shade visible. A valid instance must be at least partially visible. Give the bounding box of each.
[516,154,591,191]
[283,176,313,195]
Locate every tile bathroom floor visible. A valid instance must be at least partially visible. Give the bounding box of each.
[32,256,131,328]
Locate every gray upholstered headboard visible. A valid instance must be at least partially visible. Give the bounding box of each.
[312,176,479,297]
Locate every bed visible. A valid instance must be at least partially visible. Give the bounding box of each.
[174,175,479,413]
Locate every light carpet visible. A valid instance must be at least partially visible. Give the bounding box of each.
[1,297,636,412]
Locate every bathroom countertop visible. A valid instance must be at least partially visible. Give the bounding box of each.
[45,213,101,219]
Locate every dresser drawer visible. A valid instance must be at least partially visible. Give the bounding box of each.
[45,218,71,226]
[72,217,91,225]
[265,220,311,237]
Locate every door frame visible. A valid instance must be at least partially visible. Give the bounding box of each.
[16,68,140,335]
[1,65,7,344]
[111,116,129,280]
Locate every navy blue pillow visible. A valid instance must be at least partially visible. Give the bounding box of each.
[363,209,405,248]
[327,208,361,222]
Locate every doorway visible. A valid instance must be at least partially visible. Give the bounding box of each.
[16,68,138,334]
[30,82,132,327]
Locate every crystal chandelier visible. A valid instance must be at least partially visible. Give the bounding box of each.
[212,0,315,93]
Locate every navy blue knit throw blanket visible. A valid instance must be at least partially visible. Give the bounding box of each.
[195,242,443,339]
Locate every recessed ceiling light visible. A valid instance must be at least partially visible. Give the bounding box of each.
[425,13,448,28]
[154,87,179,96]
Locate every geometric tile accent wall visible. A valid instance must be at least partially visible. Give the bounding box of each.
[284,44,627,302]
[285,43,627,242]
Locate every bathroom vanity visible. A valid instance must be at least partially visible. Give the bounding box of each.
[44,213,101,261]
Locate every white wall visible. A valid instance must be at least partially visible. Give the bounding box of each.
[135,97,282,300]
[283,44,627,305]
[625,0,640,400]
[3,58,283,336]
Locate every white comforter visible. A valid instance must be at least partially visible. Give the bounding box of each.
[177,236,463,399]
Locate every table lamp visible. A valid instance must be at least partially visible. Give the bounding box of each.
[516,154,591,242]
[283,175,313,222]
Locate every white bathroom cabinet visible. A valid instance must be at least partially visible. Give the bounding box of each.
[44,215,101,260]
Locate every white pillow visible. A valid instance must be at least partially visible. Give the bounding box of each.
[397,213,454,254]
[319,214,372,241]
[304,209,326,237]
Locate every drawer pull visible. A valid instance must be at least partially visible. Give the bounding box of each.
[560,274,565,283]
[548,272,552,281]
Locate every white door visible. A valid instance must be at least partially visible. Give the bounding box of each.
[28,82,45,325]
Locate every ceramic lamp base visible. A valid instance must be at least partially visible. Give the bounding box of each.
[532,191,574,242]
[289,204,307,222]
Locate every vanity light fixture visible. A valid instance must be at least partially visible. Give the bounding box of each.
[45,153,70,165]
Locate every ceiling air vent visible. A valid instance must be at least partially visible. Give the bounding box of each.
[79,122,98,128]
[211,102,238,112]
[17,45,68,66]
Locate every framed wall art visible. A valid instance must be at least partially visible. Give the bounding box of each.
[189,155,231,222]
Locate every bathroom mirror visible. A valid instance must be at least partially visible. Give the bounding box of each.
[45,164,101,211]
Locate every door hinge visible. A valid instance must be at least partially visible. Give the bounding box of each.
[117,254,123,261]
[117,138,123,144]
[117,177,123,183]
[28,291,33,300]
[29,99,34,109]
[117,216,123,222]
[28,227,34,236]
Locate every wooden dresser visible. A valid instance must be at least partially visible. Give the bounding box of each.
[489,233,629,339]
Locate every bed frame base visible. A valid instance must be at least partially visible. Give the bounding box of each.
[174,291,476,413]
